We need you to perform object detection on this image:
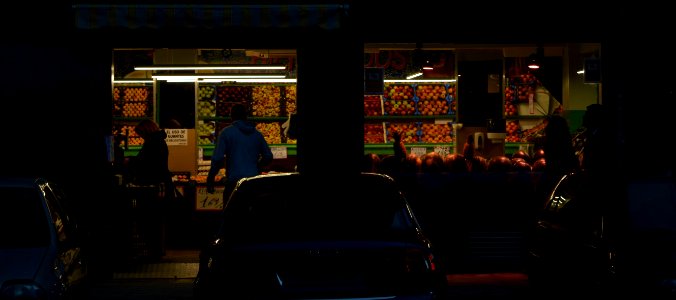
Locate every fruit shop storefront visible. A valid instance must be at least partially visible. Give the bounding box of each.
[73,3,614,252]
[71,3,364,253]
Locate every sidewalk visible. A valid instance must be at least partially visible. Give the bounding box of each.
[110,249,199,279]
[87,249,532,300]
[87,249,199,300]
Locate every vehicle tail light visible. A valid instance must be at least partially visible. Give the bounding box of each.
[403,249,437,272]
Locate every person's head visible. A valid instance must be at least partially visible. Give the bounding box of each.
[583,104,604,129]
[403,153,422,173]
[230,103,248,121]
[463,134,475,157]
[544,115,571,139]
[421,152,444,173]
[487,155,512,173]
[444,153,469,173]
[134,119,161,139]
[362,153,381,173]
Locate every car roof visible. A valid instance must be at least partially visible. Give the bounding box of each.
[239,172,395,184]
[231,172,403,207]
[0,177,47,188]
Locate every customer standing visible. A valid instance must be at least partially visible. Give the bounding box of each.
[128,118,172,259]
[543,114,579,178]
[536,114,580,208]
[206,103,274,200]
[130,118,171,186]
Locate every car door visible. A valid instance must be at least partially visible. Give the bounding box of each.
[533,172,609,277]
[42,183,89,293]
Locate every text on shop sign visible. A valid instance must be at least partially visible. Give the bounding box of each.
[165,129,188,145]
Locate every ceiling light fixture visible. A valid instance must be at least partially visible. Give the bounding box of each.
[422,59,434,70]
[385,79,456,83]
[528,45,544,70]
[112,79,154,83]
[220,78,297,83]
[527,54,540,69]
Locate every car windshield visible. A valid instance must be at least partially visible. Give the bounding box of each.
[221,176,419,242]
[0,187,51,248]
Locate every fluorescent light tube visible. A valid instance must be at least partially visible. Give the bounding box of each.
[406,72,423,79]
[384,79,456,83]
[136,64,286,71]
[153,74,286,81]
[113,79,154,83]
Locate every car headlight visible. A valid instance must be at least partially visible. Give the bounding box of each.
[0,279,48,300]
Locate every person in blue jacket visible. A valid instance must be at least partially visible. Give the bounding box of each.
[206,103,274,201]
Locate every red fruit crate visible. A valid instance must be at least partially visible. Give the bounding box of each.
[386,122,420,144]
[420,123,453,144]
[364,123,385,144]
[364,95,383,116]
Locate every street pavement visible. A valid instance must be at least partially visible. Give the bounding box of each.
[87,273,532,300]
[85,249,535,300]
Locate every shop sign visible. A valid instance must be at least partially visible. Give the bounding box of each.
[165,129,188,145]
[584,57,601,83]
[364,67,384,95]
[196,186,224,211]
[271,146,287,159]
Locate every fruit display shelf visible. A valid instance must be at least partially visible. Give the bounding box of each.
[215,85,252,116]
[199,144,297,158]
[282,85,297,116]
[251,85,282,117]
[197,121,216,145]
[504,72,541,117]
[112,85,154,118]
[414,83,456,116]
[363,143,457,156]
[197,99,216,118]
[383,83,417,116]
[256,121,283,144]
[364,123,386,144]
[209,84,297,119]
[364,95,383,116]
[420,122,454,144]
[385,122,421,144]
[383,83,457,117]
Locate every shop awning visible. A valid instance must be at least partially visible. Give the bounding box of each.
[73,4,348,30]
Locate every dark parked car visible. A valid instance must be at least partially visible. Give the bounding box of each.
[0,177,89,300]
[527,171,676,299]
[193,172,447,300]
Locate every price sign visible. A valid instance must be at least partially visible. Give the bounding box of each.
[165,129,188,145]
[195,186,224,211]
[271,146,287,159]
[410,147,427,157]
[433,146,450,157]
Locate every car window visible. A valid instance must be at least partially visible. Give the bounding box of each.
[44,186,70,243]
[222,176,418,242]
[541,173,603,235]
[0,187,51,248]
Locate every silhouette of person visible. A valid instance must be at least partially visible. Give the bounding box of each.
[206,103,274,201]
